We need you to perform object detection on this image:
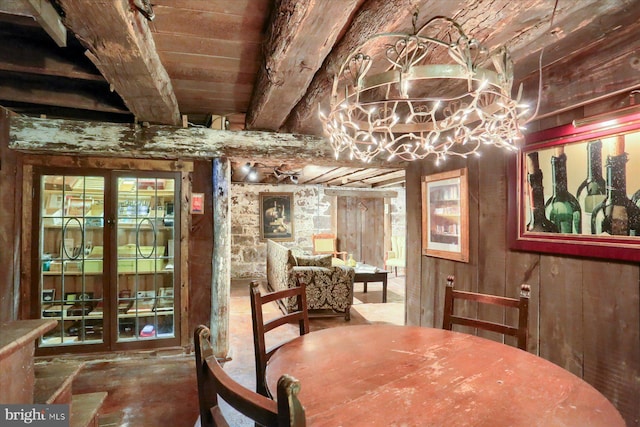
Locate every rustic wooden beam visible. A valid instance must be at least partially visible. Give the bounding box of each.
[517,20,640,120]
[0,82,129,114]
[56,0,180,125]
[326,168,400,187]
[282,0,420,135]
[8,116,403,168]
[246,0,360,130]
[211,157,231,358]
[0,39,103,81]
[0,108,20,321]
[371,175,407,188]
[324,188,398,198]
[0,0,66,47]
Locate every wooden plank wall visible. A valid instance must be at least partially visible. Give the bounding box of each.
[0,108,20,321]
[405,149,640,426]
[336,196,385,268]
[188,160,214,340]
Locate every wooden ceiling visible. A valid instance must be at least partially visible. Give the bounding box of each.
[1,0,639,187]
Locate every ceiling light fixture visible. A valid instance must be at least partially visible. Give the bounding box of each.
[274,168,300,184]
[319,13,530,163]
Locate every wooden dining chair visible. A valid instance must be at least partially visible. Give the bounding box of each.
[443,275,531,350]
[250,280,310,397]
[194,325,306,427]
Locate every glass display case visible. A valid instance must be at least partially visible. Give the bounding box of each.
[37,171,180,351]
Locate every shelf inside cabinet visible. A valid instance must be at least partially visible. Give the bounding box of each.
[118,311,174,318]
[434,213,460,219]
[40,314,104,321]
[43,271,103,276]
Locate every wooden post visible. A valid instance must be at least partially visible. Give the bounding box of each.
[211,157,231,358]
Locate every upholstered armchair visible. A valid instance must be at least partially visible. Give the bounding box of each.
[384,235,406,276]
[267,239,354,320]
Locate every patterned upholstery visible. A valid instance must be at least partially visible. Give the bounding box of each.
[267,240,354,320]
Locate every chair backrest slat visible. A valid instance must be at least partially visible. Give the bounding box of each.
[250,280,310,397]
[443,276,530,351]
[194,325,306,427]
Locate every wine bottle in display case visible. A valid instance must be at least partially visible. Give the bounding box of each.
[592,135,640,235]
[545,146,582,233]
[575,140,606,234]
[526,152,558,233]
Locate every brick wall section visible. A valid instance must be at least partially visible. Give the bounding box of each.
[230,183,406,279]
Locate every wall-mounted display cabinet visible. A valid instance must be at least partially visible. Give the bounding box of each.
[33,168,182,352]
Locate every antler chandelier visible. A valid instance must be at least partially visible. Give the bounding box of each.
[319,14,530,163]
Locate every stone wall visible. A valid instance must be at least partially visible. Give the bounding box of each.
[230,183,406,279]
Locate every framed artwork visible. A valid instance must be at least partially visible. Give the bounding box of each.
[508,108,640,261]
[421,168,469,262]
[259,192,294,241]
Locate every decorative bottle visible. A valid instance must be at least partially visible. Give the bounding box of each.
[526,152,558,233]
[575,140,606,234]
[592,135,640,235]
[347,254,357,267]
[545,146,582,233]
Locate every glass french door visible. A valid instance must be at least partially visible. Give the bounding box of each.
[36,169,180,351]
[114,174,178,343]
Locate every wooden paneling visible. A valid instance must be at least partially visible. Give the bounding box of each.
[0,108,19,321]
[407,140,640,425]
[152,6,266,42]
[188,160,214,338]
[418,156,475,330]
[539,255,584,377]
[360,198,384,268]
[476,146,509,343]
[582,261,639,423]
[336,196,385,269]
[405,162,422,327]
[504,251,541,355]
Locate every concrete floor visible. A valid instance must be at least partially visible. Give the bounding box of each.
[67,275,405,426]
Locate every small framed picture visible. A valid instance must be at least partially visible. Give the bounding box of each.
[421,168,469,263]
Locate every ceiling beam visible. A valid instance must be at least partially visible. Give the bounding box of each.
[0,81,129,114]
[0,37,103,81]
[518,20,640,120]
[246,0,360,130]
[0,0,67,47]
[324,189,398,198]
[282,0,423,135]
[9,116,405,168]
[56,0,180,125]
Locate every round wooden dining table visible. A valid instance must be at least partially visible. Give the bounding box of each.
[265,325,624,426]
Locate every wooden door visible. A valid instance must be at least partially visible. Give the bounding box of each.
[336,197,385,268]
